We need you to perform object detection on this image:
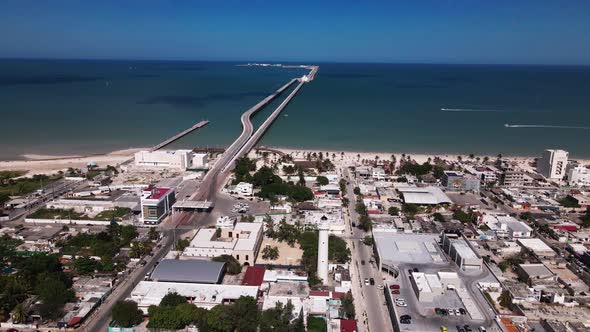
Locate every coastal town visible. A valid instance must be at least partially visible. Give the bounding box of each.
[1,143,590,332]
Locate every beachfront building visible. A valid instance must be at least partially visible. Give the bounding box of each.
[538,149,569,180]
[182,216,263,266]
[140,187,175,224]
[567,165,590,186]
[134,149,208,171]
[499,162,525,187]
[441,171,481,192]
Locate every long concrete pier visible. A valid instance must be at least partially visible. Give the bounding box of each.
[185,78,298,202]
[222,78,304,174]
[151,120,209,151]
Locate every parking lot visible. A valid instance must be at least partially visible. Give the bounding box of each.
[374,232,497,332]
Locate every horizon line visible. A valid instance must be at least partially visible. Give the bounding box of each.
[1,56,590,68]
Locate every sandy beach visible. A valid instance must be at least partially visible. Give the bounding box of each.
[0,148,145,175]
[2,146,589,176]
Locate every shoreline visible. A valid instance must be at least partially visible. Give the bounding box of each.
[0,148,146,175]
[2,146,588,175]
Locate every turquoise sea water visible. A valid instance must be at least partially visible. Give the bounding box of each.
[1,60,590,160]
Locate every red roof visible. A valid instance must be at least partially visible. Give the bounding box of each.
[309,290,330,297]
[68,316,83,326]
[368,210,380,215]
[332,291,345,299]
[340,319,357,332]
[242,266,265,286]
[149,187,172,200]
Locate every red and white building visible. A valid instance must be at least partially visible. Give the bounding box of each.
[140,187,175,224]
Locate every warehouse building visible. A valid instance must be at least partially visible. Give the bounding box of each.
[150,259,225,284]
[134,149,208,171]
[442,233,482,270]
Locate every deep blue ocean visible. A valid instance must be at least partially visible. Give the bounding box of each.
[1,59,590,160]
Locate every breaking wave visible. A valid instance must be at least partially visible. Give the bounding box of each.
[504,124,590,130]
[441,108,505,112]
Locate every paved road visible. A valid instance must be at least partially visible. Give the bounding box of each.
[82,213,195,332]
[343,167,393,332]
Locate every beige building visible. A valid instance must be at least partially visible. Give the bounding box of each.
[182,216,263,266]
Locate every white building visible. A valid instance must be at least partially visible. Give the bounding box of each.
[538,149,568,180]
[129,281,259,313]
[480,214,532,239]
[372,167,387,180]
[134,149,208,171]
[410,272,444,302]
[233,182,254,196]
[303,209,345,234]
[567,165,590,186]
[182,217,263,266]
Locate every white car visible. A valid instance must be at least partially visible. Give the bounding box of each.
[364,278,370,286]
[448,309,455,316]
[395,299,407,307]
[377,285,384,290]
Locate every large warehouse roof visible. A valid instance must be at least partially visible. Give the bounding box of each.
[150,259,225,284]
[397,186,451,205]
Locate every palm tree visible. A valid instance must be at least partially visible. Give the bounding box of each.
[357,154,361,161]
[12,304,27,324]
[483,156,490,163]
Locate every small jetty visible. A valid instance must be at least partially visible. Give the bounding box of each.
[151,120,209,151]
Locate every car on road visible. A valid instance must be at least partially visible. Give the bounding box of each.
[400,318,411,324]
[400,314,411,320]
[456,325,465,332]
[361,260,365,265]
[478,328,487,332]
[463,325,472,332]
[364,278,370,286]
[369,278,375,285]
[441,326,448,332]
[395,299,407,307]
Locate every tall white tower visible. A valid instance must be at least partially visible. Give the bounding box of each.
[317,222,330,284]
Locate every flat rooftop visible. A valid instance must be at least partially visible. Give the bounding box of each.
[150,259,225,284]
[397,186,452,205]
[373,232,444,265]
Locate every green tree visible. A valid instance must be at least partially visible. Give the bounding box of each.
[363,236,374,246]
[212,255,242,274]
[148,227,159,241]
[353,187,361,195]
[231,296,259,332]
[329,235,351,263]
[206,305,234,332]
[262,246,280,260]
[388,206,400,216]
[12,303,27,324]
[341,292,356,319]
[112,300,144,328]
[453,209,474,223]
[358,215,372,231]
[316,176,329,186]
[402,203,419,217]
[160,292,187,307]
[498,290,512,308]
[175,238,190,251]
[73,256,100,275]
[35,273,75,320]
[432,212,446,223]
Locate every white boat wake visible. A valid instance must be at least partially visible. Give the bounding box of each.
[441,108,504,112]
[504,124,590,130]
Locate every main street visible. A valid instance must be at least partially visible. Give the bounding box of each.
[342,167,394,332]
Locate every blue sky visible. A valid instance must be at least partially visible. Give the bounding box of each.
[1,0,590,65]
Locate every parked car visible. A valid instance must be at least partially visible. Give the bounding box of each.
[377,285,384,290]
[369,278,375,285]
[441,326,448,332]
[361,260,365,265]
[456,325,465,332]
[390,284,400,289]
[391,289,400,295]
[459,308,466,315]
[400,314,411,320]
[364,278,370,286]
[400,318,411,324]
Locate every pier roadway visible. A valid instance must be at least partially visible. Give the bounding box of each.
[187,78,297,203]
